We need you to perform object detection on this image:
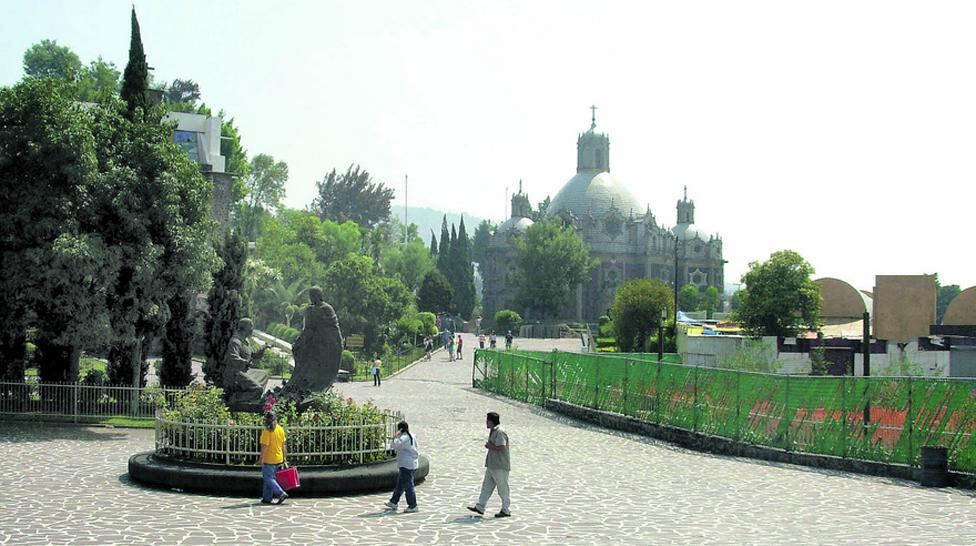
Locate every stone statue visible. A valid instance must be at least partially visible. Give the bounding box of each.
[223,318,270,412]
[281,286,343,400]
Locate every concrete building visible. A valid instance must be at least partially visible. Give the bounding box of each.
[165,111,232,231]
[482,109,726,322]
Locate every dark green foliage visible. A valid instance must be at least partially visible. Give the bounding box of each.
[163,79,201,106]
[417,269,454,314]
[120,7,150,120]
[935,274,961,325]
[513,218,597,319]
[494,309,523,334]
[159,292,195,387]
[436,216,450,273]
[734,250,822,337]
[450,217,476,320]
[237,153,288,241]
[311,164,394,229]
[611,279,673,353]
[700,286,721,319]
[203,231,248,385]
[471,219,492,264]
[530,196,550,222]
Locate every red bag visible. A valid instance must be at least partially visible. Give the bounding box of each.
[275,465,300,491]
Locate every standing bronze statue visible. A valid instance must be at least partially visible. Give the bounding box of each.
[223,318,270,411]
[281,286,343,400]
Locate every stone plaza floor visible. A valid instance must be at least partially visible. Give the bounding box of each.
[3,333,976,544]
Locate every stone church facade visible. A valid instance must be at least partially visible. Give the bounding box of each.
[482,112,726,323]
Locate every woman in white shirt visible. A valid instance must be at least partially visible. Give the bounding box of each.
[384,421,420,512]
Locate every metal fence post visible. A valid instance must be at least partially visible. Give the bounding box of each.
[655,360,662,424]
[72,383,79,424]
[693,365,699,433]
[225,424,231,465]
[784,374,791,451]
[907,376,913,467]
[841,375,848,458]
[735,369,741,441]
[593,363,600,410]
[622,360,630,416]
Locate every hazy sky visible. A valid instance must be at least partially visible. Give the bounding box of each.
[3,1,975,291]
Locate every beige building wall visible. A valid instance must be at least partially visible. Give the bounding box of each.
[944,286,976,325]
[873,275,935,342]
[816,277,871,318]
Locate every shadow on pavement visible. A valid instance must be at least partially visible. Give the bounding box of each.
[448,515,488,525]
[0,422,133,444]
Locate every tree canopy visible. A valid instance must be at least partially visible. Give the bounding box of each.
[734,250,822,337]
[120,7,150,120]
[513,218,597,319]
[679,283,699,312]
[237,153,288,241]
[311,164,394,229]
[321,255,412,351]
[417,269,454,314]
[23,39,82,81]
[611,279,673,353]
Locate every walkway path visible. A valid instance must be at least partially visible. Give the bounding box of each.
[2,333,976,544]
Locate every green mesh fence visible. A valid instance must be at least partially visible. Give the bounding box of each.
[473,349,976,473]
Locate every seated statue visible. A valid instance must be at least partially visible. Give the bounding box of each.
[281,286,343,400]
[223,318,270,412]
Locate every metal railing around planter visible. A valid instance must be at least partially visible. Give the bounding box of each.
[473,350,976,474]
[155,411,402,466]
[0,380,183,422]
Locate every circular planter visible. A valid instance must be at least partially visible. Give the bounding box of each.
[128,451,429,496]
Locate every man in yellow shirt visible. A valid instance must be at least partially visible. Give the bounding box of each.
[260,412,288,504]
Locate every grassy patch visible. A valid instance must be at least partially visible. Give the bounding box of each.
[96,417,155,428]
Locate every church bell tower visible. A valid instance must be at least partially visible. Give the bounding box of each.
[577,105,610,174]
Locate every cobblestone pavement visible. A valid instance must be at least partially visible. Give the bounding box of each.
[3,333,976,545]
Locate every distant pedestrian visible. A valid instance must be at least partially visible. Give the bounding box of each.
[505,330,513,350]
[457,335,464,360]
[447,332,455,362]
[372,356,382,386]
[478,333,486,349]
[489,331,497,350]
[467,411,511,518]
[259,412,288,505]
[424,337,432,361]
[384,421,420,513]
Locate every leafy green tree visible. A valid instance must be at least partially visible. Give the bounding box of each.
[513,218,597,319]
[383,239,434,293]
[700,286,721,319]
[611,279,672,352]
[494,309,523,334]
[76,57,121,103]
[934,274,961,325]
[734,250,822,337]
[22,39,82,81]
[311,164,394,229]
[203,231,248,385]
[120,7,150,121]
[160,292,195,387]
[679,283,699,312]
[321,255,411,351]
[237,153,288,241]
[729,290,743,312]
[417,269,454,314]
[471,219,493,264]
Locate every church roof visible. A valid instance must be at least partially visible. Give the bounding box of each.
[547,171,641,221]
[498,216,534,234]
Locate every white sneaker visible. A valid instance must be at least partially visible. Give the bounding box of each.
[404,506,419,513]
[384,501,397,511]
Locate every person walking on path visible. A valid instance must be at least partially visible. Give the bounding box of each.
[423,337,432,361]
[372,356,382,386]
[505,330,514,350]
[467,411,511,518]
[447,333,455,362]
[456,335,464,360]
[259,412,288,505]
[489,330,497,349]
[384,421,420,513]
[478,332,486,349]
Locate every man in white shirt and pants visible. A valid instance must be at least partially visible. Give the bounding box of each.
[468,411,511,518]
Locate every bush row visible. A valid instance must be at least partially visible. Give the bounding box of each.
[267,323,300,344]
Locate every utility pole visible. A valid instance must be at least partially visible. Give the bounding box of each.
[403,174,408,244]
[673,234,679,334]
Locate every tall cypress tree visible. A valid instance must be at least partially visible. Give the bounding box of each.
[203,231,248,385]
[429,230,438,257]
[436,216,450,274]
[120,7,150,121]
[452,217,476,319]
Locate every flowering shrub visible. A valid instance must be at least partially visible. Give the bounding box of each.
[157,385,394,466]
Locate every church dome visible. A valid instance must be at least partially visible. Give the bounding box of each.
[547,171,641,220]
[498,216,534,234]
[673,223,706,241]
